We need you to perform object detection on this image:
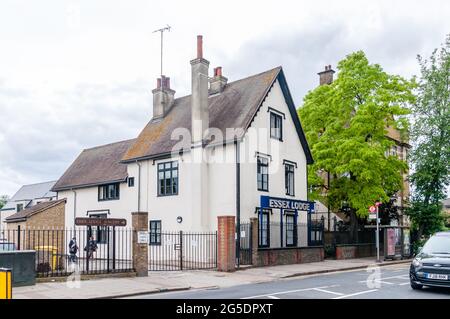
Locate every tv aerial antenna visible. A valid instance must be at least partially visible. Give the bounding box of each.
[153,24,171,78]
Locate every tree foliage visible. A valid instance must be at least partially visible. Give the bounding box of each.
[0,195,8,210]
[406,34,450,238]
[299,51,415,223]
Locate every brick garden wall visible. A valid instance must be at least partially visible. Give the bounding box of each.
[335,244,376,260]
[255,247,324,267]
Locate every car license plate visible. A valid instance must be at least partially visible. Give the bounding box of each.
[425,273,448,280]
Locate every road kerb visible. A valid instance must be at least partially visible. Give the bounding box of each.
[93,286,192,299]
[281,259,412,279]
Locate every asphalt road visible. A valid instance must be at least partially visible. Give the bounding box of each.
[130,264,450,299]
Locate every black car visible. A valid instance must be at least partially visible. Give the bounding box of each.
[410,231,450,289]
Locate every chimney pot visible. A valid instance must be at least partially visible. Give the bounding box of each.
[197,35,203,59]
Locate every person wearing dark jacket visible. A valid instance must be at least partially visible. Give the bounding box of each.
[68,237,78,263]
[85,236,98,259]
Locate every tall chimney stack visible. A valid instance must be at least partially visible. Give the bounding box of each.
[318,65,335,85]
[152,74,175,120]
[190,35,210,145]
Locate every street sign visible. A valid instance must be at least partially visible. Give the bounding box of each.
[369,206,376,213]
[369,213,377,220]
[75,217,127,227]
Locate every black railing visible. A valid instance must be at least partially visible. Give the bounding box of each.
[148,231,217,271]
[257,222,310,249]
[238,223,252,266]
[0,226,133,277]
[308,215,325,246]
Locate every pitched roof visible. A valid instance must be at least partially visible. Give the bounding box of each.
[5,199,66,222]
[122,67,313,164]
[52,139,135,192]
[1,181,57,211]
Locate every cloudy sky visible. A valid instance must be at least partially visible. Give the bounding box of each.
[0,0,449,196]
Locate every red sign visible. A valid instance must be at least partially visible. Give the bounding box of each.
[369,206,376,213]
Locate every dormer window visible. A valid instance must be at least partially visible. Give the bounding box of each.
[270,112,283,141]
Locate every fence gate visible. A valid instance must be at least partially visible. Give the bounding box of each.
[238,222,253,267]
[148,231,217,271]
[308,215,325,246]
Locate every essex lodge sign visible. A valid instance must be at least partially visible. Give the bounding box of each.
[260,196,315,212]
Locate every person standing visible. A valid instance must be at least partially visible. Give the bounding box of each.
[85,236,98,259]
[68,237,78,263]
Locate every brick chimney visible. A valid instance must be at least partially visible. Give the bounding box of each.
[190,35,210,145]
[152,75,175,120]
[318,65,335,85]
[209,66,228,94]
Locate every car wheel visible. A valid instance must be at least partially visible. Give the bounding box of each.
[410,280,423,290]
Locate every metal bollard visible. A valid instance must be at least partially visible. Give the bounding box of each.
[0,268,12,299]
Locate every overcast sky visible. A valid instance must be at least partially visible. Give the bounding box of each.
[0,0,449,196]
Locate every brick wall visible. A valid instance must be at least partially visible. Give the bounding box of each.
[5,201,66,270]
[5,201,66,251]
[217,216,235,272]
[132,212,148,277]
[335,244,376,260]
[255,247,324,267]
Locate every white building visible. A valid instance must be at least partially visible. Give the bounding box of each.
[53,36,315,247]
[0,181,57,226]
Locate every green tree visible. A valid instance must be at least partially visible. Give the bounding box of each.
[299,51,415,240]
[0,195,8,210]
[406,35,450,239]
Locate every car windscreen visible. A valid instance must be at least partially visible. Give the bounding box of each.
[421,236,450,254]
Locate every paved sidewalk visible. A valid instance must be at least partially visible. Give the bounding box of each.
[12,257,411,299]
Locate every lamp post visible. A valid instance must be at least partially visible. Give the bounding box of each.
[375,201,381,263]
